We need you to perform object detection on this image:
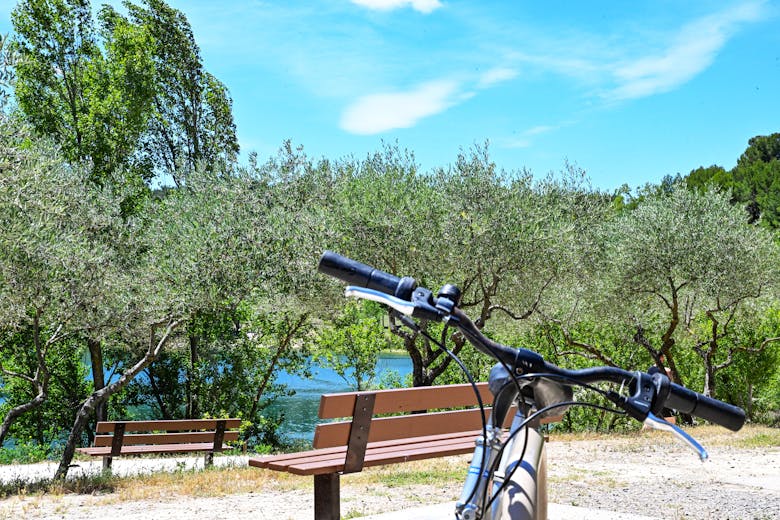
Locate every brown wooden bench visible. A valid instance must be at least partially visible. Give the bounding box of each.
[249,383,561,519]
[77,418,241,470]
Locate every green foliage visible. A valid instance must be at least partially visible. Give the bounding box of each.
[0,330,89,457]
[715,308,780,424]
[123,0,239,185]
[684,133,780,229]
[316,301,391,390]
[11,0,156,185]
[0,437,50,464]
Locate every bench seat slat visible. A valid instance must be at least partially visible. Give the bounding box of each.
[77,442,231,457]
[285,437,476,475]
[251,430,483,468]
[250,430,485,476]
[268,436,475,474]
[260,434,475,471]
[93,431,239,447]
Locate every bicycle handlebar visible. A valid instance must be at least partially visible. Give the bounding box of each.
[319,250,417,300]
[317,251,746,432]
[666,382,745,432]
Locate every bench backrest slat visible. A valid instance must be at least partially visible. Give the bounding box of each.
[314,407,511,449]
[95,419,241,434]
[318,382,493,419]
[93,431,240,447]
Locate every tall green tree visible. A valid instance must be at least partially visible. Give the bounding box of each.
[123,0,239,186]
[11,0,157,424]
[11,0,156,184]
[731,159,780,228]
[737,133,780,166]
[684,133,780,228]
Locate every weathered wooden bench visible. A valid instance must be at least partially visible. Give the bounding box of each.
[249,383,561,520]
[77,418,241,470]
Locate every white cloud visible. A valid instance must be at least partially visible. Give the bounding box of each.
[503,124,559,149]
[340,80,463,134]
[610,1,764,100]
[478,67,518,88]
[350,0,442,14]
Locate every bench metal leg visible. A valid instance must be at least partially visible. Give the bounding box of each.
[314,473,340,520]
[102,456,113,471]
[204,452,214,467]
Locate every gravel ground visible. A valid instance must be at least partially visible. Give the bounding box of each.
[1,429,778,519]
[545,434,780,520]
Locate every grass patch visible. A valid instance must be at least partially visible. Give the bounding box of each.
[731,430,780,448]
[108,464,308,501]
[549,423,780,449]
[0,460,307,501]
[0,471,118,499]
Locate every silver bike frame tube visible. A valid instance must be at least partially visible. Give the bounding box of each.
[490,423,547,520]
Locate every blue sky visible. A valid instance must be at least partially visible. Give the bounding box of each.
[1,0,779,190]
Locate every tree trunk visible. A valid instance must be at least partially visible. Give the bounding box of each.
[0,393,47,446]
[88,338,107,422]
[55,319,181,480]
[703,355,717,398]
[186,334,199,418]
[56,353,156,480]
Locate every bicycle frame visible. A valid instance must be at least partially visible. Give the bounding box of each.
[456,375,550,520]
[492,425,546,520]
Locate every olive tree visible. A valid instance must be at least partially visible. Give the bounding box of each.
[598,185,779,397]
[48,161,312,477]
[323,144,607,387]
[0,121,134,448]
[324,144,450,386]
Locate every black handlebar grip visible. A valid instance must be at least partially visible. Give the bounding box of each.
[665,383,746,431]
[318,251,414,298]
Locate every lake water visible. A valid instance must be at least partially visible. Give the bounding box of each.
[267,352,412,442]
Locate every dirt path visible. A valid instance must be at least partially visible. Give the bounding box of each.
[1,429,778,519]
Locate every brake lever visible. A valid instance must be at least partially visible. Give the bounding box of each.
[344,286,416,315]
[643,412,709,462]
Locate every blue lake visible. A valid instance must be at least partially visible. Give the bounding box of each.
[267,353,412,442]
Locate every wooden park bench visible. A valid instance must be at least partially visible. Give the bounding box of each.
[249,383,561,520]
[77,418,241,470]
